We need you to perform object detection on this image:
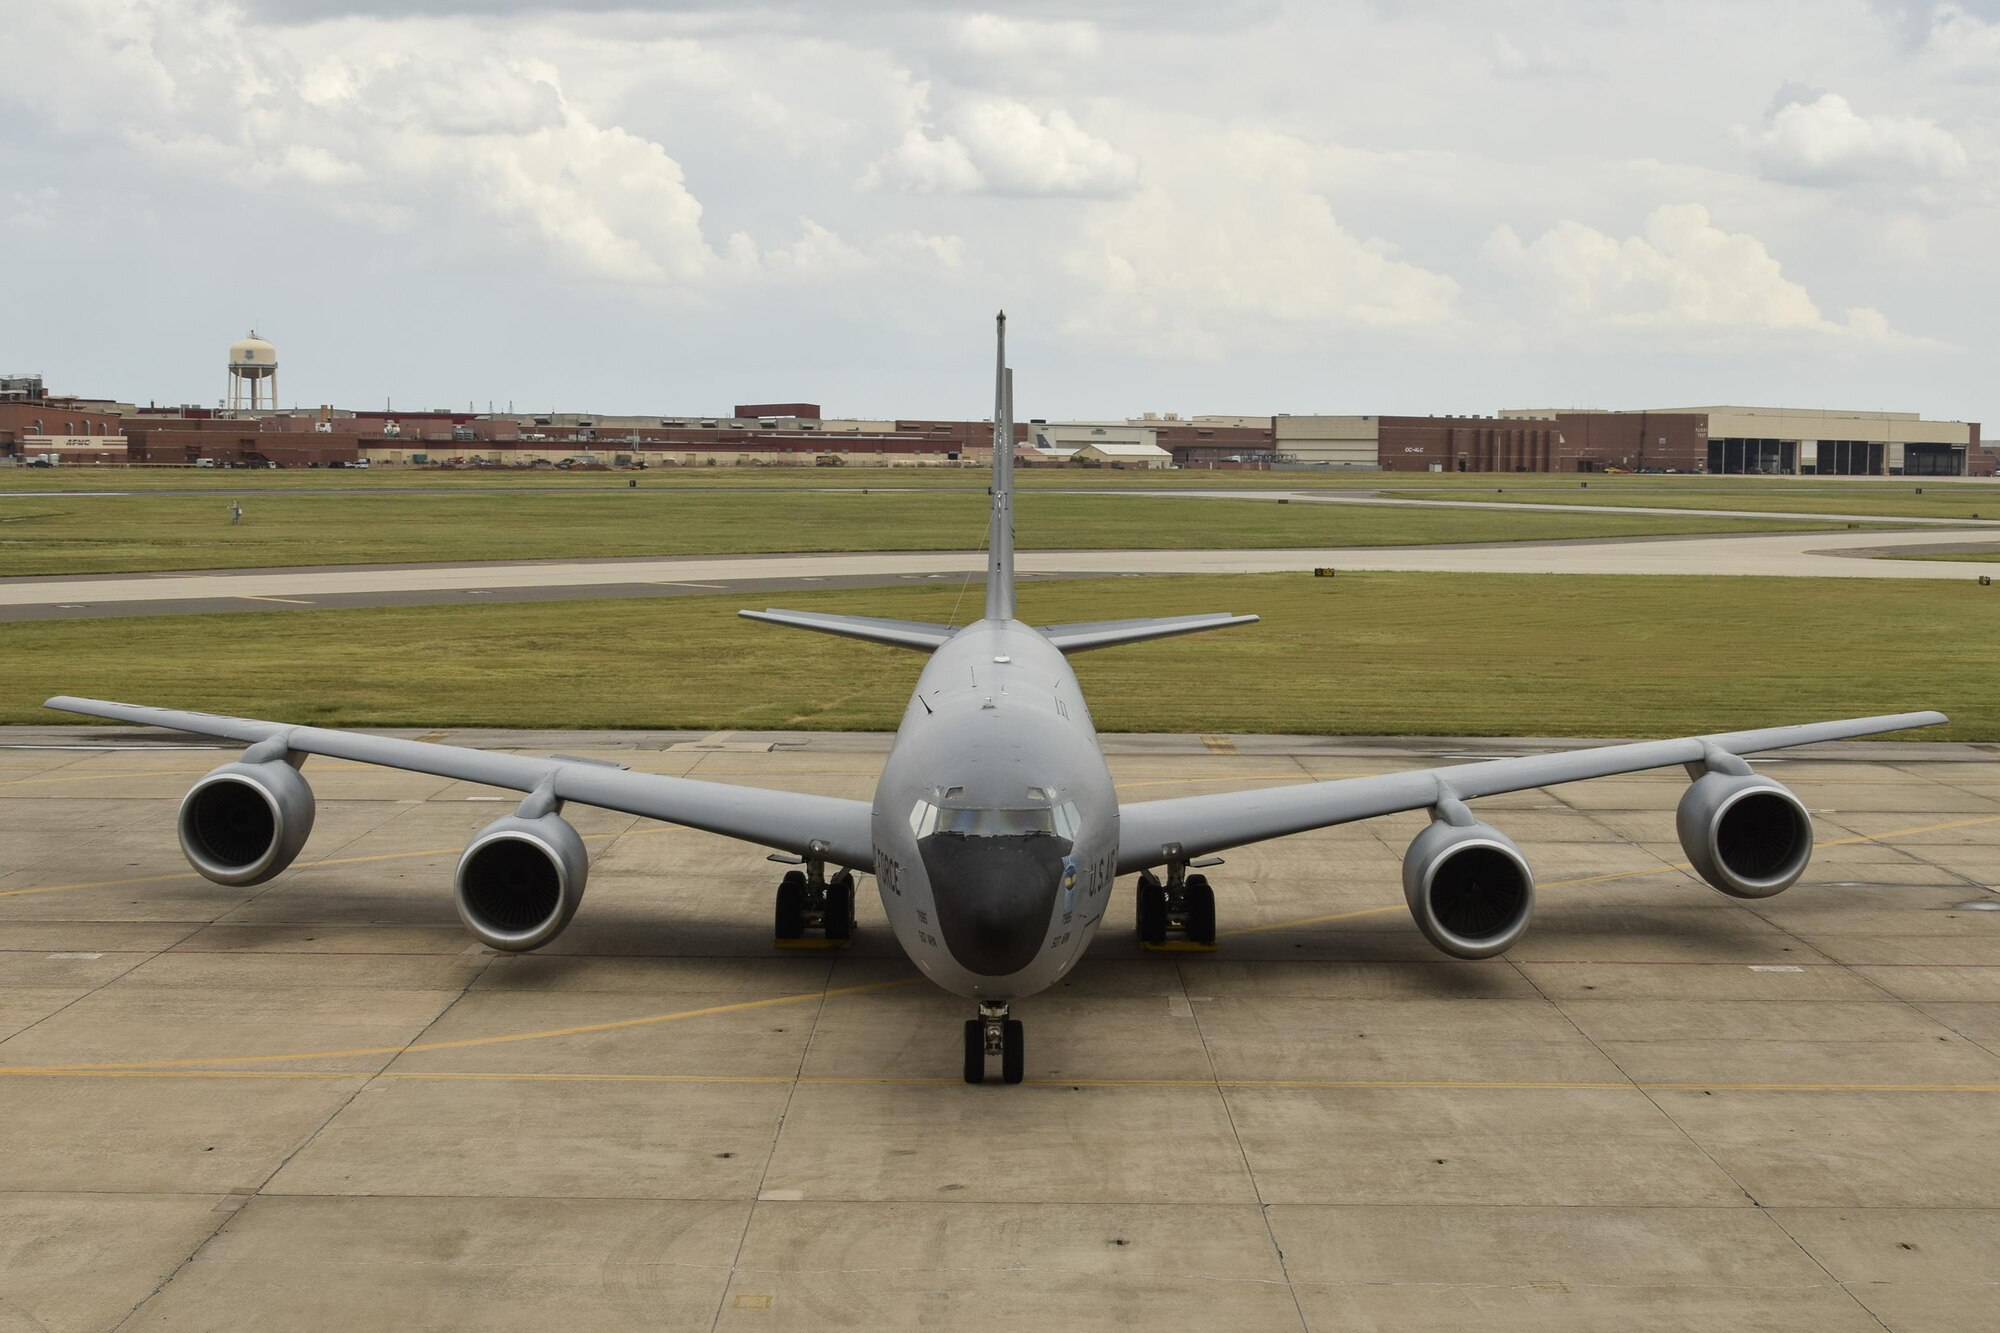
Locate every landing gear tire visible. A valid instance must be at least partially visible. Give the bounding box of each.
[1137,874,1168,945]
[1185,874,1217,947]
[774,871,807,940]
[965,1001,1018,1085]
[963,1019,986,1085]
[824,870,855,943]
[1138,864,1221,950]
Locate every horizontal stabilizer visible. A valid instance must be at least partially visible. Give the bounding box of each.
[738,609,955,651]
[1040,612,1259,654]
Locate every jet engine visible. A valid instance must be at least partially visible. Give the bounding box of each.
[454,812,588,951]
[177,760,316,886]
[1676,771,1813,899]
[1402,817,1535,958]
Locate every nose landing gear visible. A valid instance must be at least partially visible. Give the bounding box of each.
[771,848,856,949]
[1137,855,1219,950]
[963,1000,1023,1085]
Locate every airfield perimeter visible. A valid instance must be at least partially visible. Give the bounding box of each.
[1,727,1996,1330]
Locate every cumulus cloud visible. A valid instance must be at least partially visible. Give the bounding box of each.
[1738,89,1968,185]
[0,0,1985,414]
[946,13,1099,63]
[0,0,898,289]
[1065,130,1460,357]
[1485,203,1910,341]
[862,94,1138,196]
[1489,34,1575,78]
[955,100,1140,195]
[1925,3,2000,73]
[1,187,64,232]
[862,122,986,193]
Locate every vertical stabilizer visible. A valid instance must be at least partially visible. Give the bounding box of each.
[985,311,1016,621]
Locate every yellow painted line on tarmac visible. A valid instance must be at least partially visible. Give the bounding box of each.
[235,594,316,606]
[0,769,216,789]
[1218,811,2000,939]
[0,823,675,898]
[5,797,1998,1089]
[0,759,389,790]
[1218,902,1406,937]
[0,976,924,1075]
[0,1066,1994,1095]
[1820,812,2000,843]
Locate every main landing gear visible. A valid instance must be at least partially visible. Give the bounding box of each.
[1136,859,1217,950]
[964,999,1024,1085]
[772,849,855,949]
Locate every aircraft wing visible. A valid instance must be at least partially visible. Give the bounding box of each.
[44,696,876,870]
[1115,711,1948,873]
[1038,613,1260,653]
[738,609,954,651]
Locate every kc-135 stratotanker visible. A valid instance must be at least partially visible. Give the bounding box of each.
[49,315,1947,1083]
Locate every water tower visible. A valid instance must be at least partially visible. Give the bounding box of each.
[227,331,279,412]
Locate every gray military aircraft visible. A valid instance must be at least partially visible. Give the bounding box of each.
[48,314,1946,1083]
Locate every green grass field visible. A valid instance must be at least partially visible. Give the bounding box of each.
[1890,549,2000,563]
[1375,476,2000,521]
[0,489,1859,576]
[15,572,1991,739]
[7,463,1994,495]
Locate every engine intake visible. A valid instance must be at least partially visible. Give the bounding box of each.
[455,812,588,951]
[177,760,316,886]
[1403,818,1535,958]
[1676,771,1813,898]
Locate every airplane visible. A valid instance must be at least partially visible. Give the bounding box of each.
[47,313,1946,1084]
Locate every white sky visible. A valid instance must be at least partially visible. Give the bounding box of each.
[2,1,1995,427]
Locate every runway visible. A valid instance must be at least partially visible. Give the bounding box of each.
[1,527,1995,621]
[1,729,1996,1330]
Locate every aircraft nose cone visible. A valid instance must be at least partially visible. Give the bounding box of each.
[919,834,1066,977]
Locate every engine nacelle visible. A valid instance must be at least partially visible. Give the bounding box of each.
[177,760,316,886]
[1676,771,1813,899]
[455,812,588,951]
[1402,818,1535,958]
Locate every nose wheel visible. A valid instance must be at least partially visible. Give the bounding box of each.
[1136,862,1218,950]
[772,854,855,949]
[963,1001,1023,1084]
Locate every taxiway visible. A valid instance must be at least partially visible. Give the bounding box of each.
[1,528,1996,621]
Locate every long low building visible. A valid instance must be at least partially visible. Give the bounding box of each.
[4,369,1990,476]
[1501,406,1987,477]
[1277,408,1989,477]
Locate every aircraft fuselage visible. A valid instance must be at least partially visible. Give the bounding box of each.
[869,618,1119,1000]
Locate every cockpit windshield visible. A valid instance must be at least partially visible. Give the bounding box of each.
[910,794,1080,842]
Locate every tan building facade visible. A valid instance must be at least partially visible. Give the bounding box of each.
[1273,415,1379,467]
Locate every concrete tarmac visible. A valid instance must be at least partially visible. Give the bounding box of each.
[3,528,1998,622]
[2,728,1997,1330]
